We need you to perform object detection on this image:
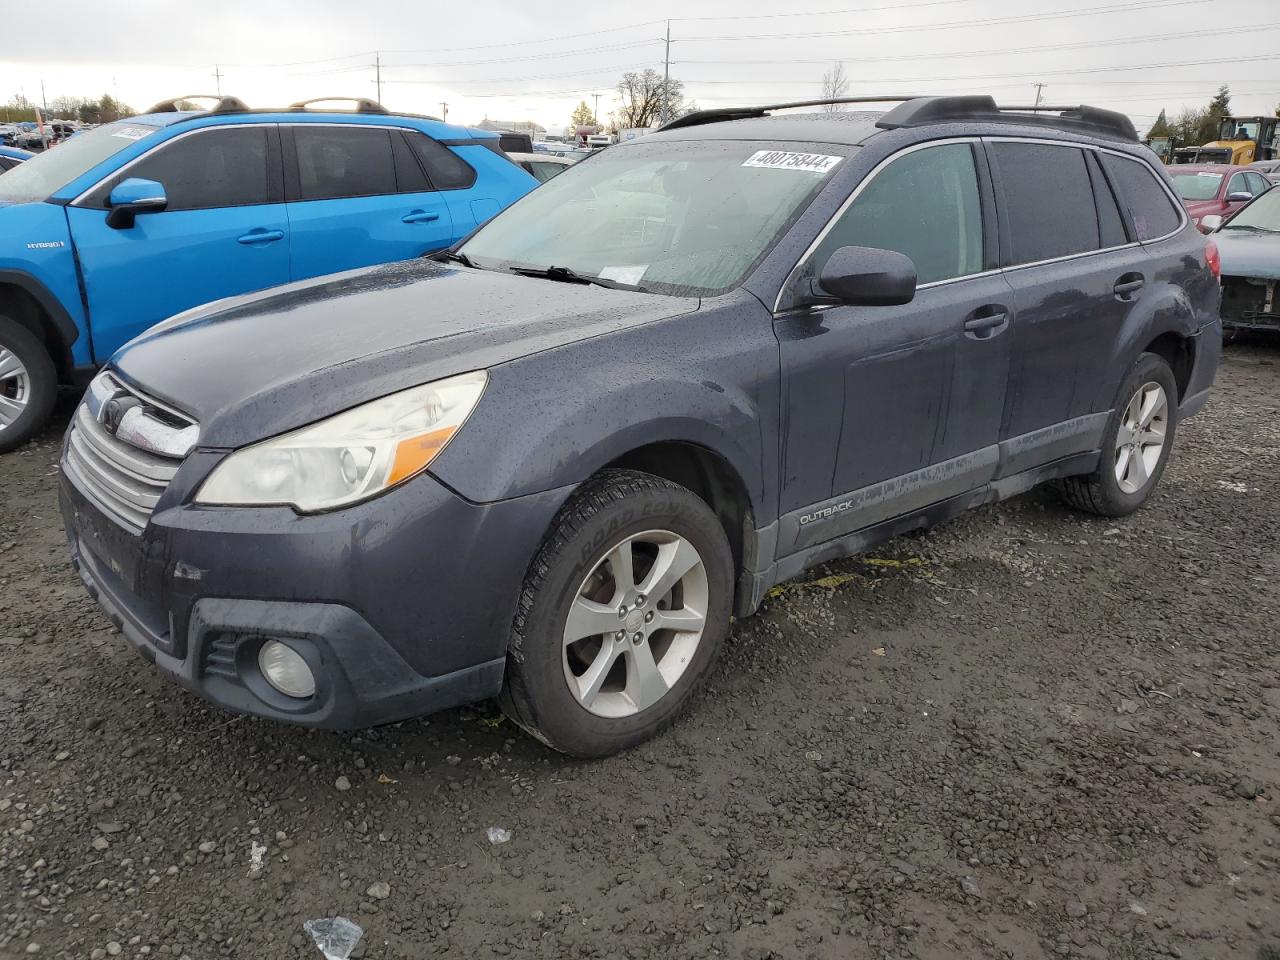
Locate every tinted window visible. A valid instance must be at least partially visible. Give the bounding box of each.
[812,142,983,285]
[1087,153,1128,247]
[406,133,476,190]
[390,133,430,193]
[295,127,396,201]
[991,142,1099,264]
[527,160,567,182]
[0,157,16,172]
[122,127,270,211]
[1100,154,1184,241]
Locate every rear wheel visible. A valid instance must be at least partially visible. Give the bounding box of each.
[1058,352,1178,517]
[499,469,733,757]
[0,315,57,455]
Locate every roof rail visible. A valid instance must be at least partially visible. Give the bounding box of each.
[876,96,1137,141]
[146,95,249,115]
[659,96,925,131]
[288,97,389,115]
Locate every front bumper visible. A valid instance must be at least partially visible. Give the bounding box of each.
[60,462,573,729]
[1221,276,1280,332]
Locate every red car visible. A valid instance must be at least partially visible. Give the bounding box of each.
[1168,164,1273,232]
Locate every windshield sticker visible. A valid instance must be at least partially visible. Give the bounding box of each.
[599,265,648,285]
[1196,172,1222,177]
[742,150,842,174]
[111,127,152,141]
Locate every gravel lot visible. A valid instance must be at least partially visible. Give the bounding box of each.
[1,346,1278,960]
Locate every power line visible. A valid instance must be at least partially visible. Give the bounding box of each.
[673,22,1280,66]
[675,0,1206,43]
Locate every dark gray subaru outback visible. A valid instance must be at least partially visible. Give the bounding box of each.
[58,96,1221,757]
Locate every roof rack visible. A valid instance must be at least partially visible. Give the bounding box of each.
[288,97,389,115]
[660,94,1137,142]
[659,96,924,132]
[876,96,1137,141]
[146,95,249,115]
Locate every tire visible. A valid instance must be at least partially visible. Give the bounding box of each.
[499,469,734,758]
[1058,352,1179,517]
[0,315,57,455]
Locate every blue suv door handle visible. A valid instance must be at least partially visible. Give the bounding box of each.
[237,229,285,245]
[402,210,441,225]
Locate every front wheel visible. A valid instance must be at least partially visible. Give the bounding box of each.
[0,315,58,455]
[499,469,734,757]
[1058,352,1178,517]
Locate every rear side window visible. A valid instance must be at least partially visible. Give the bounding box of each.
[812,142,983,285]
[295,127,396,201]
[1245,171,1271,196]
[991,142,1099,264]
[1099,154,1183,241]
[406,133,476,190]
[120,127,271,211]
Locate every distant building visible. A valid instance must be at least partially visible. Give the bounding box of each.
[475,118,546,137]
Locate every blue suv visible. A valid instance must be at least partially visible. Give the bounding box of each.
[0,95,536,451]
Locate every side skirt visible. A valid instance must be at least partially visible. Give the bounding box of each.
[736,450,1100,617]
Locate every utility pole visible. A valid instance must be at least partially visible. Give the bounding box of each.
[213,65,223,97]
[1032,82,1047,109]
[375,53,382,105]
[40,79,48,150]
[660,20,671,126]
[592,92,600,125]
[440,101,448,122]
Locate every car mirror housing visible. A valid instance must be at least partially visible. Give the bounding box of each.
[1198,214,1224,233]
[106,177,168,229]
[1226,191,1253,203]
[810,245,918,307]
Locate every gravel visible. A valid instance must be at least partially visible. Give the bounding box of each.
[2,346,1279,958]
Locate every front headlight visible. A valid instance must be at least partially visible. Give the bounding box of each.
[195,371,487,512]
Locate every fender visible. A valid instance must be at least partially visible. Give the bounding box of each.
[429,297,779,525]
[0,268,80,350]
[1101,273,1206,405]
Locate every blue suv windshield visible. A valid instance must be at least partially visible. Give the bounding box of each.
[0,121,160,205]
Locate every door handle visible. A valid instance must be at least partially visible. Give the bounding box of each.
[963,309,1009,338]
[402,210,441,224]
[1113,275,1145,301]
[237,229,285,245]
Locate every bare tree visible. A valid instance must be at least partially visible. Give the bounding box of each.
[615,69,684,129]
[820,63,849,112]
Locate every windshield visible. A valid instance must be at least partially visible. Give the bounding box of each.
[0,121,159,204]
[1224,188,1280,233]
[1221,119,1260,142]
[1170,172,1222,202]
[460,139,848,297]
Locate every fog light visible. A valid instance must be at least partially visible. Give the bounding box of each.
[258,640,316,698]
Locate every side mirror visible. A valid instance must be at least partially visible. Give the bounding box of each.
[1198,214,1224,233]
[1226,191,1253,203]
[810,245,917,306]
[106,178,167,229]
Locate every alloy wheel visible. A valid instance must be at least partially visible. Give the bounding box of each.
[1114,380,1168,495]
[561,529,709,719]
[0,347,30,432]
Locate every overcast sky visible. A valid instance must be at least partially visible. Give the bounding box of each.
[2,0,1276,132]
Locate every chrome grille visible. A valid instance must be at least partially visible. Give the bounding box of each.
[62,374,196,533]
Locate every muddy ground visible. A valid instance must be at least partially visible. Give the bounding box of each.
[1,346,1278,960]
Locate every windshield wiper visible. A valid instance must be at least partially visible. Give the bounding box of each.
[510,264,630,290]
[433,249,479,269]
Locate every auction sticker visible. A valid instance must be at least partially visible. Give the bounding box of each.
[742,150,842,174]
[111,127,152,141]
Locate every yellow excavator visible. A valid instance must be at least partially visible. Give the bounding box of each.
[1173,115,1279,165]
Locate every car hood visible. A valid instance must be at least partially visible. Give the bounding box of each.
[112,259,699,449]
[1214,229,1280,280]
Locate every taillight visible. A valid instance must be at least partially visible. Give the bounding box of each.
[1205,238,1221,280]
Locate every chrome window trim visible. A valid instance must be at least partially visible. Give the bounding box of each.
[773,134,1189,314]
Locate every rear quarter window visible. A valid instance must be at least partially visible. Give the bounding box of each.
[1100,153,1183,241]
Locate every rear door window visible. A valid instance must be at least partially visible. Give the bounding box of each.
[811,142,984,285]
[990,141,1100,264]
[294,126,397,201]
[1099,153,1184,241]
